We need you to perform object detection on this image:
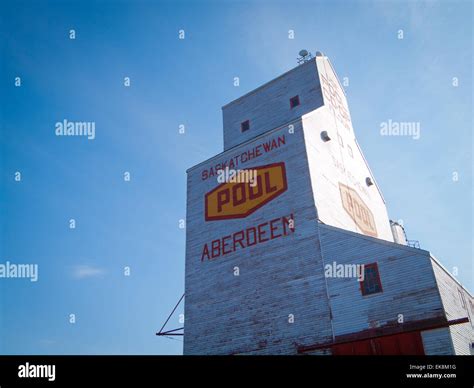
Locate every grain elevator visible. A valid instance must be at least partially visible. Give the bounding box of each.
[184,52,473,355]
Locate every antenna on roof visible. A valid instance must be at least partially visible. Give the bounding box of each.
[297,49,313,65]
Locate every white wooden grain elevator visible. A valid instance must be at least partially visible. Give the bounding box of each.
[183,52,473,355]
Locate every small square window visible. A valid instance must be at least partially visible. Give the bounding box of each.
[360,263,383,296]
[241,120,250,132]
[290,95,300,109]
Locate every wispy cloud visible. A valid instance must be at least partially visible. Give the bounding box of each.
[72,265,105,279]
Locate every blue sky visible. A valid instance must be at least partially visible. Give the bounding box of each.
[0,0,472,354]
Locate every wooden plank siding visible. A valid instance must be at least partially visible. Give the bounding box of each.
[421,328,455,355]
[302,56,394,242]
[430,258,474,355]
[222,59,323,151]
[184,121,333,355]
[184,56,473,355]
[318,224,446,339]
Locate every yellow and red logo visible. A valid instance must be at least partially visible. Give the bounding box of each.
[205,162,288,221]
[339,183,378,237]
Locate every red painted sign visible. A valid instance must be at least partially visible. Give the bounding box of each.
[339,183,378,237]
[201,214,295,261]
[205,162,288,221]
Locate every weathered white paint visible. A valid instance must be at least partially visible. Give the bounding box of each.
[222,59,323,151]
[303,56,393,242]
[185,122,333,355]
[319,224,445,337]
[430,257,474,355]
[184,56,473,355]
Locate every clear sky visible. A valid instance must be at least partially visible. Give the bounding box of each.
[0,0,472,355]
